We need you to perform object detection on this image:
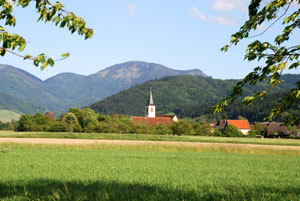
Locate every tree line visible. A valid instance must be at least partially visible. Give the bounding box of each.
[0,108,249,137]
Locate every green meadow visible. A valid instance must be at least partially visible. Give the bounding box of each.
[0,143,300,201]
[1,131,300,146]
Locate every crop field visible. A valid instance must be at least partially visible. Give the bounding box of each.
[0,143,300,200]
[0,110,20,123]
[1,131,300,146]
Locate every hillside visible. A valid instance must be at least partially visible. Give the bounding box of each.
[0,65,63,112]
[0,62,207,114]
[0,91,44,114]
[0,109,21,123]
[90,74,300,122]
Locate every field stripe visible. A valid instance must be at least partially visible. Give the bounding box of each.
[1,137,300,151]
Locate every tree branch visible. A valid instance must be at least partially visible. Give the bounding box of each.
[248,1,292,38]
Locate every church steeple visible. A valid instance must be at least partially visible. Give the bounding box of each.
[146,87,156,117]
[149,87,154,105]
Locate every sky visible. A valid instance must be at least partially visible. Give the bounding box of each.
[1,0,299,80]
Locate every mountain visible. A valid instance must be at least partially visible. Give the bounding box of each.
[0,61,207,114]
[44,61,207,107]
[89,74,300,122]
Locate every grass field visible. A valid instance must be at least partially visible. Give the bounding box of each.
[0,110,20,123]
[1,131,300,146]
[0,143,300,200]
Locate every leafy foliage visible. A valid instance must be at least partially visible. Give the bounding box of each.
[214,0,300,126]
[0,0,92,68]
[222,125,244,137]
[0,120,18,130]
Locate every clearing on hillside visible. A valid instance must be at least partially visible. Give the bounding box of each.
[0,109,20,123]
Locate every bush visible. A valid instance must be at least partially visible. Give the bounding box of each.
[48,121,67,132]
[222,125,244,137]
[59,112,79,132]
[194,123,213,136]
[94,122,110,133]
[17,114,54,131]
[133,123,156,134]
[171,119,194,136]
[155,123,173,135]
[214,128,223,137]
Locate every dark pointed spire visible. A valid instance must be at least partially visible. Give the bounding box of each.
[149,87,154,105]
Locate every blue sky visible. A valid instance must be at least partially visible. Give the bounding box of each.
[1,0,298,80]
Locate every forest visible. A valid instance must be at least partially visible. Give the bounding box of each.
[90,74,300,122]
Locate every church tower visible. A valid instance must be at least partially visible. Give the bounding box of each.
[145,87,156,118]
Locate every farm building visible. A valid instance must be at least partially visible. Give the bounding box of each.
[131,87,178,126]
[215,119,251,134]
[257,122,292,138]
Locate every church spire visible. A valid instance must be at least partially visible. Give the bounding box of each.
[146,87,156,117]
[149,87,154,105]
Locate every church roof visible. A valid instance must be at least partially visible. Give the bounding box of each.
[131,116,173,126]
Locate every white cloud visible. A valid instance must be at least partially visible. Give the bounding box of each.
[212,0,237,12]
[211,0,248,12]
[189,7,236,26]
[126,3,137,16]
[213,15,236,26]
[189,7,208,20]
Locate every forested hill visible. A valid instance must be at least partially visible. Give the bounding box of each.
[90,74,300,122]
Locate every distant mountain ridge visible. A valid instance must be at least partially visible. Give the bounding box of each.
[0,61,207,114]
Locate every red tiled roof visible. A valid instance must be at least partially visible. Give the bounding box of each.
[227,120,250,130]
[131,116,172,126]
[44,111,55,120]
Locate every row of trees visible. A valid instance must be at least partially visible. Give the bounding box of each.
[4,107,298,138]
[10,108,246,137]
[0,120,18,131]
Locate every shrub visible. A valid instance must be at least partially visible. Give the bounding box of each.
[171,119,194,136]
[214,128,223,137]
[48,121,67,132]
[222,125,244,137]
[194,123,213,136]
[155,123,173,135]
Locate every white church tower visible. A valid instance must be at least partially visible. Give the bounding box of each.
[145,87,156,118]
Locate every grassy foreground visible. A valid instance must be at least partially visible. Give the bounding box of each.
[1,131,300,146]
[0,143,300,200]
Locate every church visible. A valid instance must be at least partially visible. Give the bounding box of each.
[130,87,178,126]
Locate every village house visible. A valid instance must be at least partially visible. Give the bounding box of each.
[215,119,251,135]
[257,122,292,138]
[44,111,55,120]
[131,87,179,126]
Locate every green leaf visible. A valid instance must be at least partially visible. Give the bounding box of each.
[41,62,49,70]
[24,54,32,60]
[61,53,70,58]
[48,58,55,67]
